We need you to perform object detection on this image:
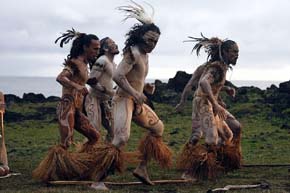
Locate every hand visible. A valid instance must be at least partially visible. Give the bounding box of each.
[226,87,236,98]
[107,89,116,97]
[144,83,155,95]
[134,92,147,105]
[87,78,98,86]
[213,102,227,120]
[175,102,185,113]
[77,85,89,96]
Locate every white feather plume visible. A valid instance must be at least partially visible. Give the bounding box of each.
[117,0,154,24]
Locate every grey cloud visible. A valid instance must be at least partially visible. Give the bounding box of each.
[0,0,289,80]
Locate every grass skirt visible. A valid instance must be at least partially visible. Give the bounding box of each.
[177,143,222,180]
[138,134,172,168]
[32,145,95,182]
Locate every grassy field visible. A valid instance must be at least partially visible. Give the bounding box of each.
[0,100,289,193]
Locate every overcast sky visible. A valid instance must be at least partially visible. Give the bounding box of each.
[0,0,290,81]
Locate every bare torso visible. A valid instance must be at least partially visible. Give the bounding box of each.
[57,59,89,108]
[116,46,149,97]
[90,55,116,100]
[195,61,228,99]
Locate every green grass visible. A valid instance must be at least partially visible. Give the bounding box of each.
[1,101,290,193]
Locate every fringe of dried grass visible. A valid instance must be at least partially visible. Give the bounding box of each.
[32,145,94,182]
[176,143,222,180]
[138,134,172,168]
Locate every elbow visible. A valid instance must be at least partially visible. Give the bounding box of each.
[199,78,206,88]
[56,75,62,84]
[113,73,121,85]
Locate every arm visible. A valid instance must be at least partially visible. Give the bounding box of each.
[175,75,196,112]
[221,86,236,97]
[88,59,115,97]
[0,92,5,113]
[113,51,146,104]
[175,64,205,112]
[56,68,88,95]
[144,83,155,95]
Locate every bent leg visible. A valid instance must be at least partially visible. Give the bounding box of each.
[57,96,75,149]
[75,110,100,145]
[133,104,172,185]
[101,101,114,142]
[217,120,233,145]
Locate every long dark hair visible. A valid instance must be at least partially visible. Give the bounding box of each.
[97,37,110,58]
[123,23,160,53]
[55,28,99,66]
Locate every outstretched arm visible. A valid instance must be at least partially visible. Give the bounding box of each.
[175,75,195,112]
[175,64,205,112]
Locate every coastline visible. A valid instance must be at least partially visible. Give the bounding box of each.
[0,75,286,98]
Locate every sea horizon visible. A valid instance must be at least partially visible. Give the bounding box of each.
[0,76,286,97]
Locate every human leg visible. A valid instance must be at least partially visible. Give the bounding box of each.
[133,104,172,185]
[101,101,114,142]
[84,94,102,132]
[57,95,76,149]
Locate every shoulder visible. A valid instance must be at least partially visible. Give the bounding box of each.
[204,61,226,82]
[130,46,141,59]
[64,59,81,74]
[122,46,139,65]
[92,56,108,71]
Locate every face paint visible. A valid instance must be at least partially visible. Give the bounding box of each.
[141,30,160,53]
[106,38,119,55]
[225,43,239,65]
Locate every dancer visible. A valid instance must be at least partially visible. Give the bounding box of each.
[175,65,242,172]
[176,34,240,180]
[89,1,172,190]
[0,91,9,176]
[33,29,101,182]
[85,37,119,142]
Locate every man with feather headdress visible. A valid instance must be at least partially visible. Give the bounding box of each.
[33,29,102,183]
[176,34,241,180]
[89,1,172,190]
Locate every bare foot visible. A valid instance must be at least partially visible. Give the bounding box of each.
[90,182,109,191]
[181,172,197,182]
[133,167,154,185]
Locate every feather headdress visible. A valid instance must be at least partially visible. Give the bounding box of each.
[184,33,224,57]
[55,28,82,48]
[117,0,154,24]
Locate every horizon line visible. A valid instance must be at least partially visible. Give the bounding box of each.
[0,75,287,82]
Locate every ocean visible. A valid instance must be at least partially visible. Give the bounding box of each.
[0,76,284,97]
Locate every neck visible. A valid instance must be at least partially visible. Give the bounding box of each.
[105,53,115,62]
[137,45,147,55]
[77,55,88,64]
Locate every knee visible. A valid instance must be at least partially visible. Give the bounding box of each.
[151,120,164,137]
[112,133,129,147]
[232,122,242,138]
[89,130,100,143]
[205,132,218,145]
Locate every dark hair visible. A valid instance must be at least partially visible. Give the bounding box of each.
[97,37,110,58]
[209,40,237,62]
[123,23,160,53]
[55,29,99,66]
[68,34,99,60]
